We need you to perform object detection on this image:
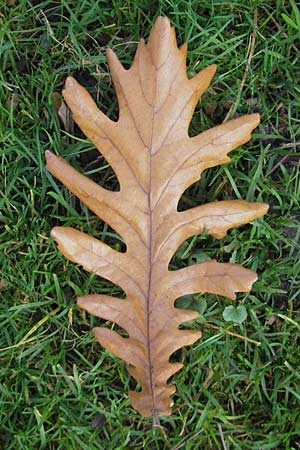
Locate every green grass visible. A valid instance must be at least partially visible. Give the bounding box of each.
[1,0,300,448]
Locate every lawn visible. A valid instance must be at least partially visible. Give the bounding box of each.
[1,1,300,449]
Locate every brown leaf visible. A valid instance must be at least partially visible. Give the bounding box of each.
[51,92,74,135]
[0,279,9,289]
[46,16,268,419]
[58,99,74,134]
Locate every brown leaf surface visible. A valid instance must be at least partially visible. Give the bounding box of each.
[46,16,268,419]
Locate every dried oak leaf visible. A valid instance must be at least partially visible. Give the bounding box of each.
[46,16,268,419]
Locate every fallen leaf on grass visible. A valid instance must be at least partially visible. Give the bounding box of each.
[46,16,268,420]
[0,279,9,289]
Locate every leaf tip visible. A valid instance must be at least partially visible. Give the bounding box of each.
[45,150,61,174]
[106,47,114,58]
[50,226,60,241]
[50,226,70,246]
[245,270,258,293]
[201,63,217,86]
[180,42,187,56]
[77,296,85,308]
[196,64,217,83]
[248,112,260,128]
[106,47,127,76]
[190,63,217,94]
[206,63,217,76]
[257,202,269,217]
[62,76,78,96]
[154,15,171,29]
[45,149,54,162]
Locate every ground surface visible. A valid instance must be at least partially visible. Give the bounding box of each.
[1,1,300,449]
